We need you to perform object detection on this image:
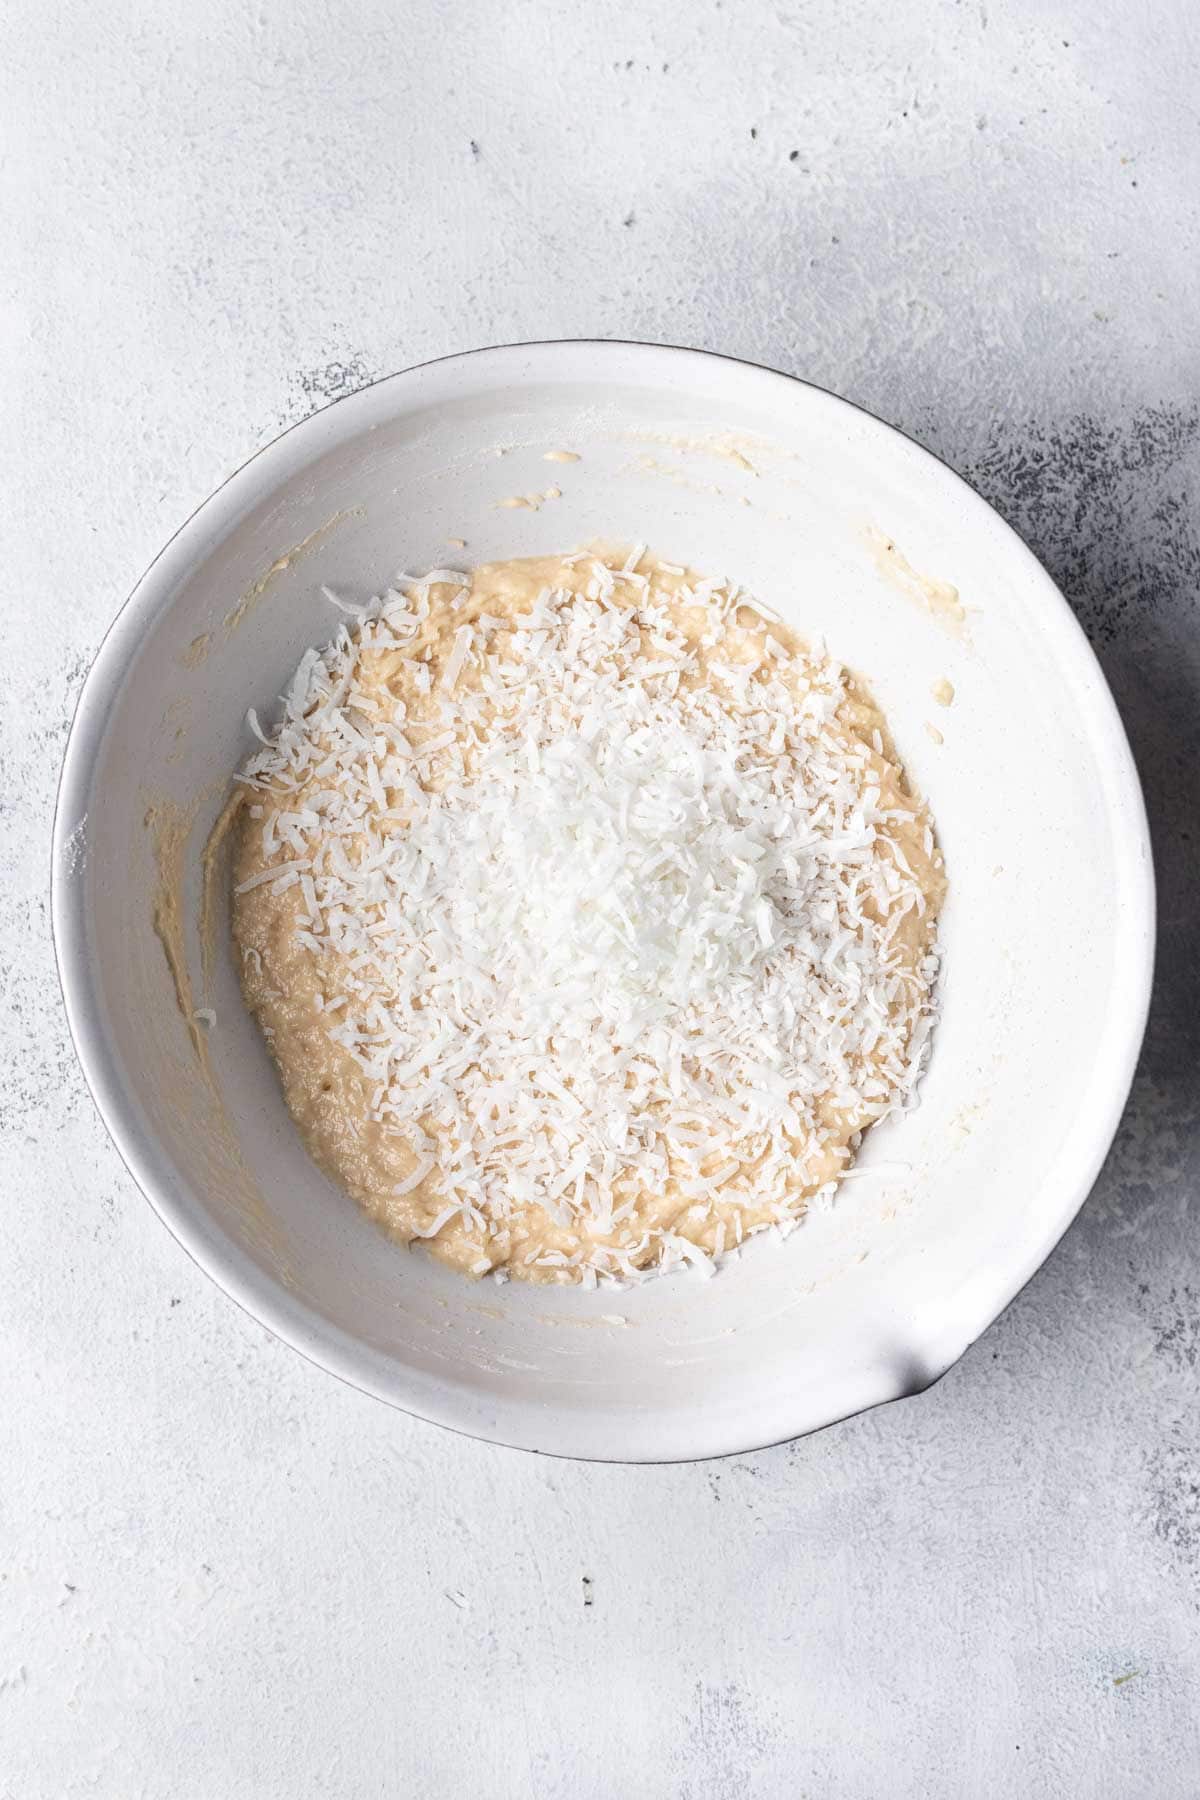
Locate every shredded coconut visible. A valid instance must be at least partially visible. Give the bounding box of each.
[233,554,942,1283]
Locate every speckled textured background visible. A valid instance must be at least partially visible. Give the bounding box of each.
[4,1,1199,1794]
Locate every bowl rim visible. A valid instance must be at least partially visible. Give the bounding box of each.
[51,337,1156,1461]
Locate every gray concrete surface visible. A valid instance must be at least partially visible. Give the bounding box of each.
[3,1,1198,1794]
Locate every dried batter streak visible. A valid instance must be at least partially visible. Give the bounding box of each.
[232,550,944,1286]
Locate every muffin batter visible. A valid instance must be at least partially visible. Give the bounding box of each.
[232,551,944,1285]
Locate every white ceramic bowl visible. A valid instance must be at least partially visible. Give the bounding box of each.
[52,341,1154,1461]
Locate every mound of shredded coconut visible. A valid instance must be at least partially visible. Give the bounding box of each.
[232,550,943,1286]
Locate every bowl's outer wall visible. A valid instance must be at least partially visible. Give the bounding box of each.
[53,344,1153,1460]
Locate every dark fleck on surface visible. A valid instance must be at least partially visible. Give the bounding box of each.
[677,1681,779,1796]
[1147,1434,1200,1578]
[1136,1284,1200,1371]
[293,352,379,415]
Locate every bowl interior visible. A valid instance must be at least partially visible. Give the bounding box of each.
[54,344,1152,1459]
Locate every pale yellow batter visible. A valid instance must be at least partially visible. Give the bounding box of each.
[232,552,944,1285]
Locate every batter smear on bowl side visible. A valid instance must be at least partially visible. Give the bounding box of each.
[231,550,945,1286]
